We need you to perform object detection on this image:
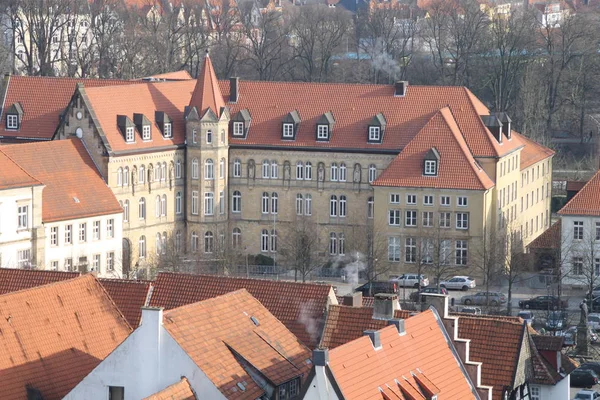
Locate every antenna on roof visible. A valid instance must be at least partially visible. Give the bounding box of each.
[205,49,209,58]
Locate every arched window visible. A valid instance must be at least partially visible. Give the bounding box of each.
[204,192,214,215]
[305,162,312,180]
[261,192,269,214]
[161,162,167,181]
[154,163,161,182]
[271,161,278,179]
[232,191,241,213]
[270,229,277,253]
[261,229,269,252]
[123,167,129,186]
[175,230,182,252]
[296,194,304,215]
[161,194,167,216]
[296,161,304,180]
[162,232,167,254]
[204,231,214,253]
[155,195,161,217]
[262,160,270,178]
[206,129,213,144]
[339,233,345,255]
[367,196,374,219]
[330,163,338,181]
[339,163,347,182]
[175,159,182,178]
[220,129,225,144]
[191,231,198,252]
[233,159,241,177]
[339,195,347,217]
[205,159,214,179]
[271,192,278,214]
[192,158,199,179]
[156,233,162,255]
[117,167,123,186]
[232,227,242,249]
[368,164,377,183]
[175,192,182,214]
[305,194,312,216]
[139,165,145,184]
[220,158,225,179]
[139,236,146,258]
[123,200,129,222]
[329,233,337,255]
[139,197,146,220]
[330,195,337,217]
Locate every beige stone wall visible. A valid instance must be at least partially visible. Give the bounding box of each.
[520,157,553,247]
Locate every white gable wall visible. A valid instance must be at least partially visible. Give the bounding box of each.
[64,308,226,400]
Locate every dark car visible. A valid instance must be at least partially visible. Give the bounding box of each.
[409,287,448,302]
[355,281,398,297]
[571,369,600,388]
[580,363,600,376]
[545,311,568,331]
[518,295,567,310]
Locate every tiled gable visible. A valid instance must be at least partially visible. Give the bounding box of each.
[0,274,132,400]
[143,377,196,400]
[559,168,600,216]
[98,278,152,327]
[527,220,561,250]
[149,272,334,348]
[0,268,79,295]
[0,150,42,190]
[515,132,554,170]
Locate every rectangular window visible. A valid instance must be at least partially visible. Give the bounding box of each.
[192,129,197,143]
[530,386,540,400]
[17,249,30,268]
[79,223,86,242]
[405,238,416,263]
[389,210,401,226]
[440,240,451,265]
[50,260,58,270]
[422,211,433,227]
[423,195,434,206]
[142,125,151,140]
[440,212,451,228]
[192,191,199,215]
[204,192,214,215]
[390,194,400,204]
[406,194,416,205]
[65,258,73,271]
[574,221,584,240]
[596,222,600,241]
[164,123,172,138]
[50,226,58,246]
[233,122,244,136]
[17,205,28,229]
[455,240,468,265]
[219,191,225,214]
[405,210,417,227]
[317,125,329,139]
[440,196,450,206]
[368,126,380,141]
[388,237,400,262]
[65,224,72,244]
[107,252,114,271]
[457,196,468,207]
[93,220,100,240]
[456,213,469,229]
[176,192,182,215]
[107,219,114,238]
[367,197,374,219]
[6,114,18,129]
[92,254,101,271]
[424,160,437,175]
[573,257,584,275]
[206,129,212,144]
[283,123,294,137]
[126,127,134,142]
[108,386,125,400]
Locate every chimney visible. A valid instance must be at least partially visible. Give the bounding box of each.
[141,306,163,331]
[230,77,239,103]
[394,81,408,97]
[480,115,503,143]
[342,292,362,307]
[496,112,512,139]
[373,293,400,320]
[419,293,449,318]
[313,348,329,366]
[364,330,381,348]
[388,318,406,335]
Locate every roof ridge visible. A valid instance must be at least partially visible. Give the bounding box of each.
[461,87,499,157]
[164,288,250,315]
[558,168,600,215]
[160,272,332,290]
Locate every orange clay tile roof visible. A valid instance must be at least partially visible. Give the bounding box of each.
[567,180,587,192]
[531,334,564,352]
[0,274,132,400]
[0,150,42,190]
[0,138,122,222]
[372,107,495,190]
[144,70,193,81]
[150,272,333,348]
[163,289,312,399]
[83,80,193,153]
[320,305,412,349]
[143,377,196,400]
[189,55,225,118]
[559,168,600,216]
[527,220,561,250]
[456,315,526,400]
[327,309,478,400]
[336,295,375,307]
[0,75,139,140]
[0,268,79,295]
[514,132,555,170]
[98,278,152,327]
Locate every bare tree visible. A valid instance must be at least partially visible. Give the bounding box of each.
[471,227,504,300]
[279,217,327,282]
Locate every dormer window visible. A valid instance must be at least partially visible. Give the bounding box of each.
[282,110,301,140]
[316,112,335,142]
[232,109,251,139]
[423,147,440,176]
[369,126,380,141]
[283,123,294,138]
[142,125,151,140]
[155,111,172,139]
[134,113,152,141]
[233,122,244,136]
[6,114,18,129]
[424,160,437,175]
[368,113,386,144]
[117,115,135,143]
[126,127,135,142]
[164,123,172,138]
[317,125,329,139]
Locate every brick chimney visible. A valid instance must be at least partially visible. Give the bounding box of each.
[341,292,362,307]
[373,293,400,320]
[394,81,408,97]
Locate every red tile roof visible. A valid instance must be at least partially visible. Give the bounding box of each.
[143,377,196,400]
[189,55,225,118]
[336,295,375,307]
[327,309,478,400]
[515,132,555,170]
[1,139,122,222]
[144,70,193,81]
[456,316,526,400]
[98,278,152,327]
[0,274,132,400]
[372,107,495,190]
[0,268,79,295]
[0,150,41,190]
[559,168,600,216]
[320,305,413,349]
[0,75,138,140]
[163,289,312,399]
[527,220,561,250]
[149,272,334,348]
[567,180,587,192]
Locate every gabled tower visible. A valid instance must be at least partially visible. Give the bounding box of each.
[185,52,230,259]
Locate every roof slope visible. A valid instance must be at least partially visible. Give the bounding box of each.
[0,268,79,295]
[514,132,554,170]
[98,279,152,327]
[163,289,312,399]
[559,168,600,216]
[373,107,495,190]
[0,150,41,190]
[527,220,561,250]
[0,274,132,400]
[327,309,477,400]
[143,377,196,400]
[0,75,138,140]
[1,138,122,222]
[320,305,412,349]
[143,70,193,81]
[150,272,334,348]
[189,55,225,117]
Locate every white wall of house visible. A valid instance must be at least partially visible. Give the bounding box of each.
[303,367,340,400]
[0,186,38,268]
[64,308,226,400]
[537,376,569,400]
[560,215,600,286]
[43,213,123,278]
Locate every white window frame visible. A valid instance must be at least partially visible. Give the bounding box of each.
[271,161,278,179]
[142,125,151,140]
[204,192,214,216]
[305,194,312,216]
[317,125,329,139]
[262,192,270,214]
[191,191,199,215]
[388,237,400,262]
[65,224,72,244]
[422,211,433,227]
[233,159,241,177]
[424,160,437,175]
[405,238,416,263]
[389,209,401,226]
[206,129,213,144]
[107,219,114,238]
[164,123,172,138]
[457,196,468,207]
[262,160,270,179]
[368,165,377,183]
[6,114,18,129]
[368,126,381,141]
[233,122,244,136]
[406,194,417,205]
[17,205,28,229]
[405,210,417,227]
[219,191,225,214]
[126,127,134,142]
[79,223,87,242]
[50,226,58,246]
[423,195,434,206]
[192,159,199,179]
[440,196,450,206]
[204,159,214,180]
[390,194,400,204]
[456,212,469,230]
[296,162,304,180]
[455,240,468,265]
[220,159,225,179]
[93,220,100,240]
[574,221,584,240]
[367,197,374,219]
[440,212,451,228]
[339,163,347,181]
[330,163,338,181]
[107,252,114,271]
[232,191,241,213]
[339,195,346,217]
[176,192,182,215]
[283,123,294,138]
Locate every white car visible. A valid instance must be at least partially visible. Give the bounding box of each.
[589,313,600,331]
[574,389,600,400]
[390,274,429,288]
[439,276,476,291]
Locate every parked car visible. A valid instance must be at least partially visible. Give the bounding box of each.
[461,291,507,306]
[517,310,534,326]
[355,281,398,297]
[571,369,600,388]
[574,389,600,400]
[459,307,482,315]
[439,276,476,291]
[518,295,567,310]
[409,287,448,302]
[562,326,577,347]
[580,363,600,376]
[390,274,429,288]
[589,313,600,331]
[590,286,600,298]
[546,311,568,331]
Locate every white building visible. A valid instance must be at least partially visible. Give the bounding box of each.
[0,138,123,277]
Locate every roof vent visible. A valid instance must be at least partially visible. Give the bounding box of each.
[250,316,260,326]
[364,329,381,349]
[73,197,80,203]
[394,81,408,97]
[236,382,246,392]
[388,318,406,335]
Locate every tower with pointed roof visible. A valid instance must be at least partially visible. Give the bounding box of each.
[184,53,230,258]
